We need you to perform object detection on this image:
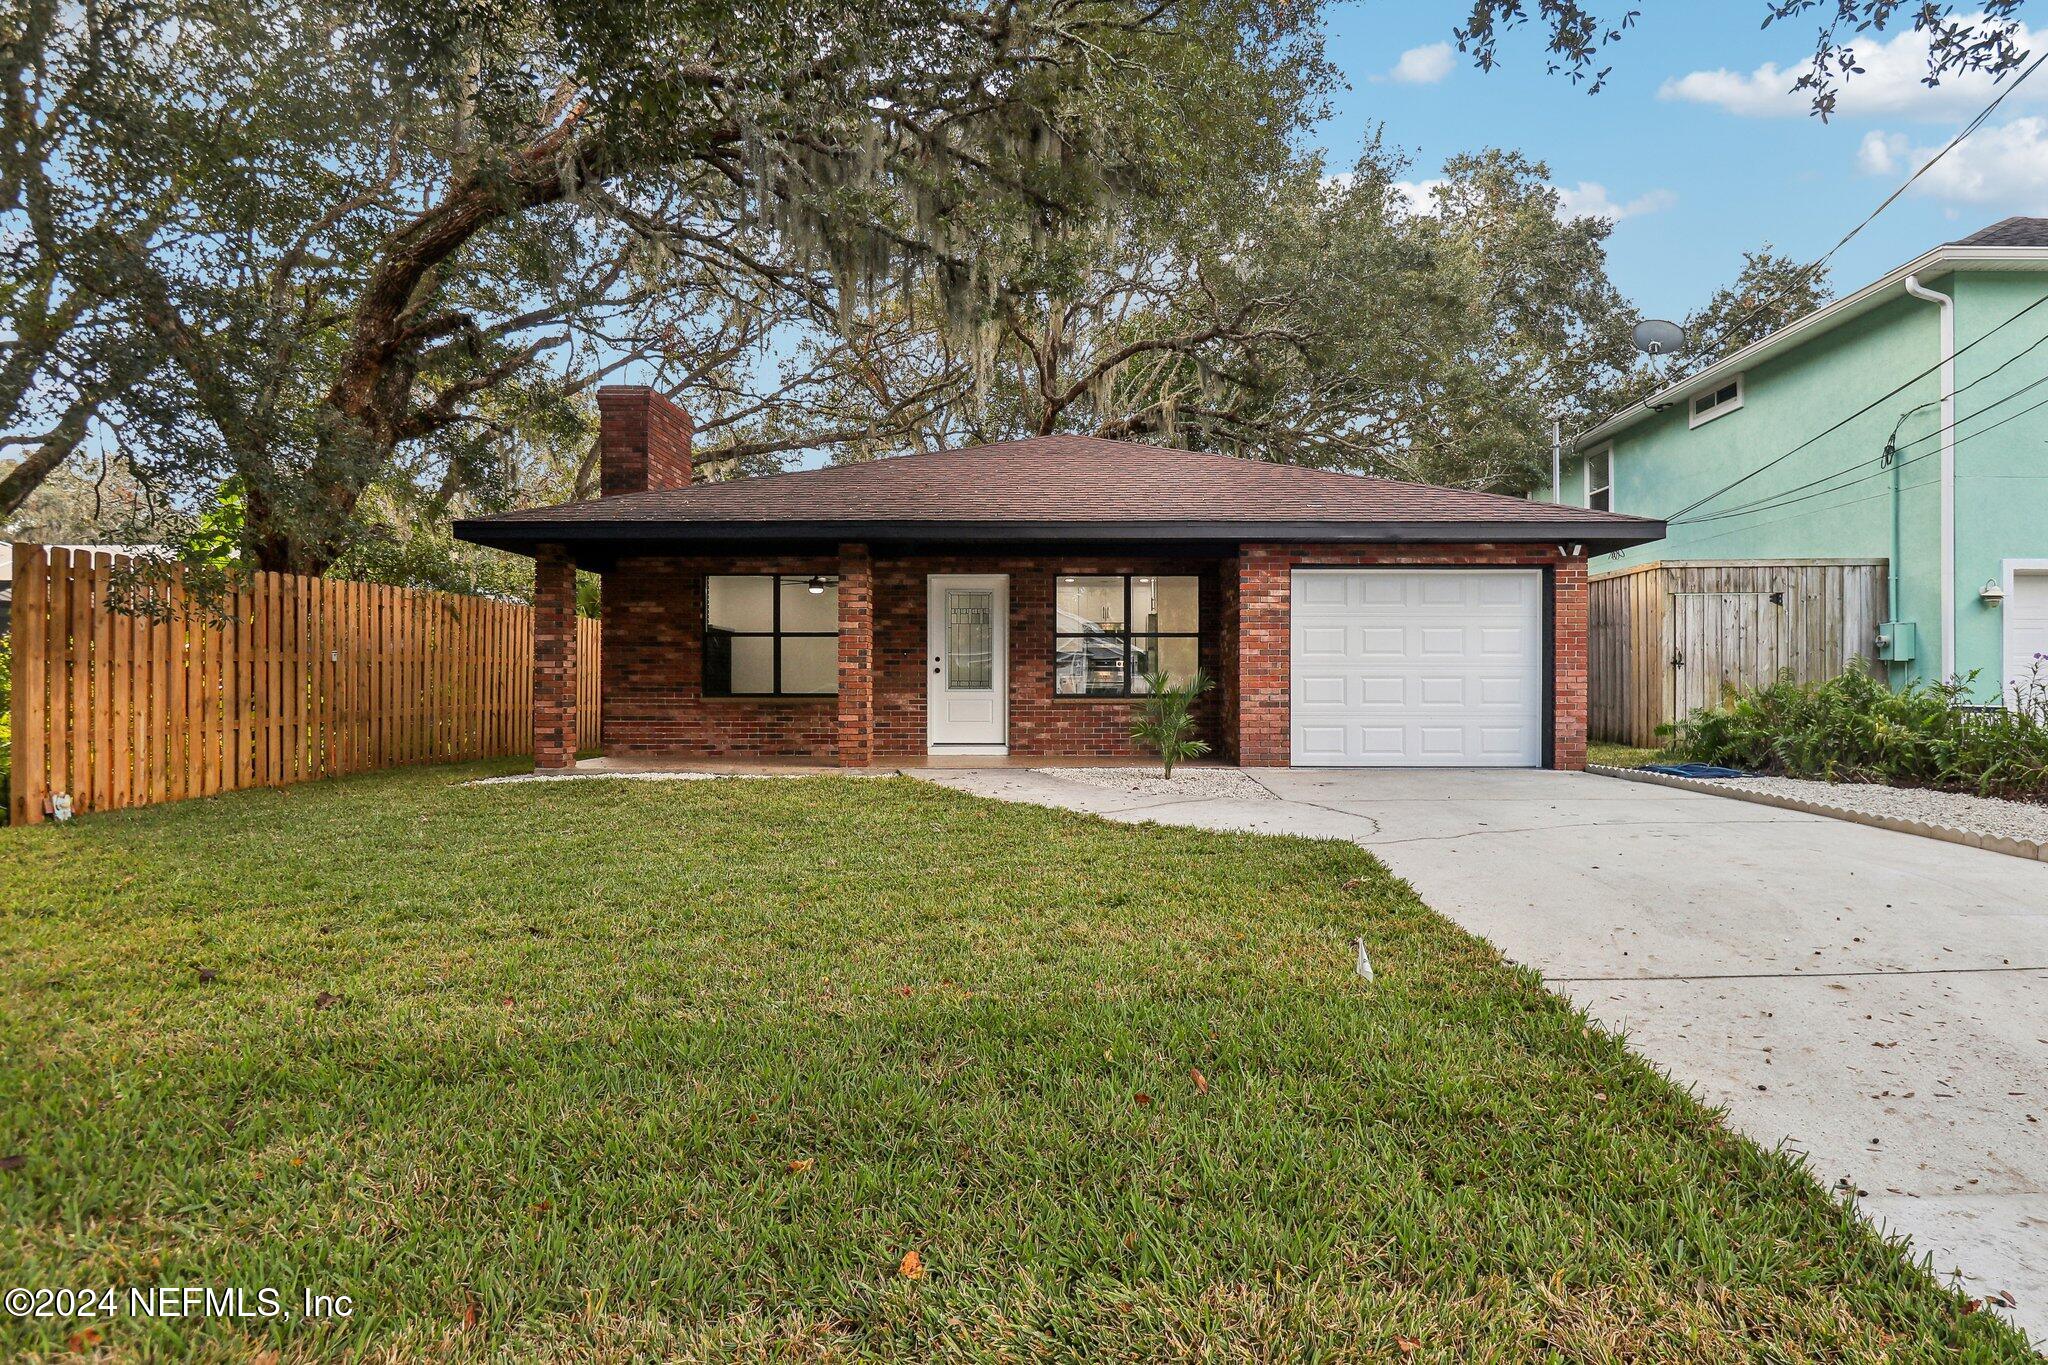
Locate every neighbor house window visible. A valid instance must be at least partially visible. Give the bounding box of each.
[1689,374,1743,428]
[1055,574,1199,696]
[704,575,838,696]
[1585,447,1612,513]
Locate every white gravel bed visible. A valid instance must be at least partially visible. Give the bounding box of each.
[1707,773,2048,845]
[1033,766,1275,802]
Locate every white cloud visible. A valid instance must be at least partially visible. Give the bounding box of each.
[1553,181,1678,223]
[1857,116,2048,205]
[1659,21,2043,121]
[1380,42,1456,86]
[1389,178,1447,214]
[1858,129,1907,175]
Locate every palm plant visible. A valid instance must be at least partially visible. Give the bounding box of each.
[1131,667,1212,778]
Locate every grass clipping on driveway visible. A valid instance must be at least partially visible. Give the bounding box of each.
[0,766,2026,1360]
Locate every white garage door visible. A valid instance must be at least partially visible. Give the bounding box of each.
[1291,569,1545,767]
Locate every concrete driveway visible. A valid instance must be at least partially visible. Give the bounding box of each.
[912,765,2048,1342]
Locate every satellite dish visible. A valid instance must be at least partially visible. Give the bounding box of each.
[1632,319,1687,357]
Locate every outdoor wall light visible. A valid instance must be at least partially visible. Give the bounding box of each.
[1981,579,2006,605]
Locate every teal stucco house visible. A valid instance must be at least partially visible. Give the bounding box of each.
[1545,217,2048,722]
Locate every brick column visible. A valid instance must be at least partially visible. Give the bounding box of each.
[1552,555,1589,771]
[1235,544,1290,765]
[533,543,578,769]
[836,543,874,767]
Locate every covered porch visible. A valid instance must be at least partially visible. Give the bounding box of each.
[526,541,1237,770]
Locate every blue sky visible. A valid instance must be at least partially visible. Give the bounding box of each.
[1317,4,2048,319]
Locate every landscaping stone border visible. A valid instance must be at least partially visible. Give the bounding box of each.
[1588,765,2048,864]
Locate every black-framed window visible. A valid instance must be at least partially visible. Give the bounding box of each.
[1055,574,1199,696]
[704,575,838,696]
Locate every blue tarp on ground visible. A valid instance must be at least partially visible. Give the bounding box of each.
[1641,762,1750,779]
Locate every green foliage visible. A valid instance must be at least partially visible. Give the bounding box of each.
[1662,666,2048,799]
[0,765,2024,1356]
[1130,666,1212,777]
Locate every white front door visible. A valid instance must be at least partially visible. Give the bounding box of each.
[2006,566,2048,710]
[1290,568,1545,767]
[927,575,1009,750]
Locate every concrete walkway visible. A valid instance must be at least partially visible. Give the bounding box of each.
[911,765,2048,1342]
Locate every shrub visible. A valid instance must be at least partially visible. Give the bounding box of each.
[1660,664,2048,800]
[1131,667,1211,777]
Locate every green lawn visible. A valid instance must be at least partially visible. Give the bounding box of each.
[0,764,2027,1360]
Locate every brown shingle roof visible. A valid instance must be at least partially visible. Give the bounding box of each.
[456,434,1662,553]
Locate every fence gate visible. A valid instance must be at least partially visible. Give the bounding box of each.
[1589,559,1887,747]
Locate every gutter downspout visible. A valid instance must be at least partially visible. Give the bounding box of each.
[1903,274,1956,681]
[1551,418,1563,504]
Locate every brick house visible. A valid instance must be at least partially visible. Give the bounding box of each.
[455,388,1663,771]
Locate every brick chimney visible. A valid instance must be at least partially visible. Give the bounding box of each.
[596,386,693,496]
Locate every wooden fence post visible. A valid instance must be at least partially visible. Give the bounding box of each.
[9,545,48,825]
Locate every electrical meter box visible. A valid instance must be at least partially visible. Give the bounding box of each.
[1875,621,1917,663]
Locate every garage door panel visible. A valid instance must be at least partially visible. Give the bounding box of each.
[1476,576,1527,606]
[1295,725,1346,755]
[1477,675,1525,707]
[1418,675,1466,706]
[1356,626,1406,657]
[1358,576,1405,606]
[1354,727,1407,757]
[1290,569,1544,767]
[1299,574,1350,607]
[1298,675,1347,706]
[1297,625,1348,657]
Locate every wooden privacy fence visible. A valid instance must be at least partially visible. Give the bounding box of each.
[1589,558,1888,748]
[8,545,600,824]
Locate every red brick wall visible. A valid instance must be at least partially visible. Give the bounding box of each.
[1552,555,1589,771]
[533,543,579,768]
[837,544,874,766]
[597,543,1590,769]
[1233,542,1589,770]
[601,553,840,756]
[869,554,1227,759]
[597,387,693,496]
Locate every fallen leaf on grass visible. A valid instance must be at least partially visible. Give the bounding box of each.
[0,1155,24,1171]
[68,1329,102,1352]
[898,1249,924,1280]
[1190,1068,1208,1095]
[787,1158,815,1174]
[1134,1093,1153,1107]
[1394,1335,1420,1356]
[195,967,218,983]
[462,1297,481,1328]
[313,991,339,1010]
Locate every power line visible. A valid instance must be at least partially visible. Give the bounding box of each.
[1659,291,2048,523]
[1582,47,2048,444]
[1683,49,2048,366]
[1675,351,2048,524]
[1675,383,2048,525]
